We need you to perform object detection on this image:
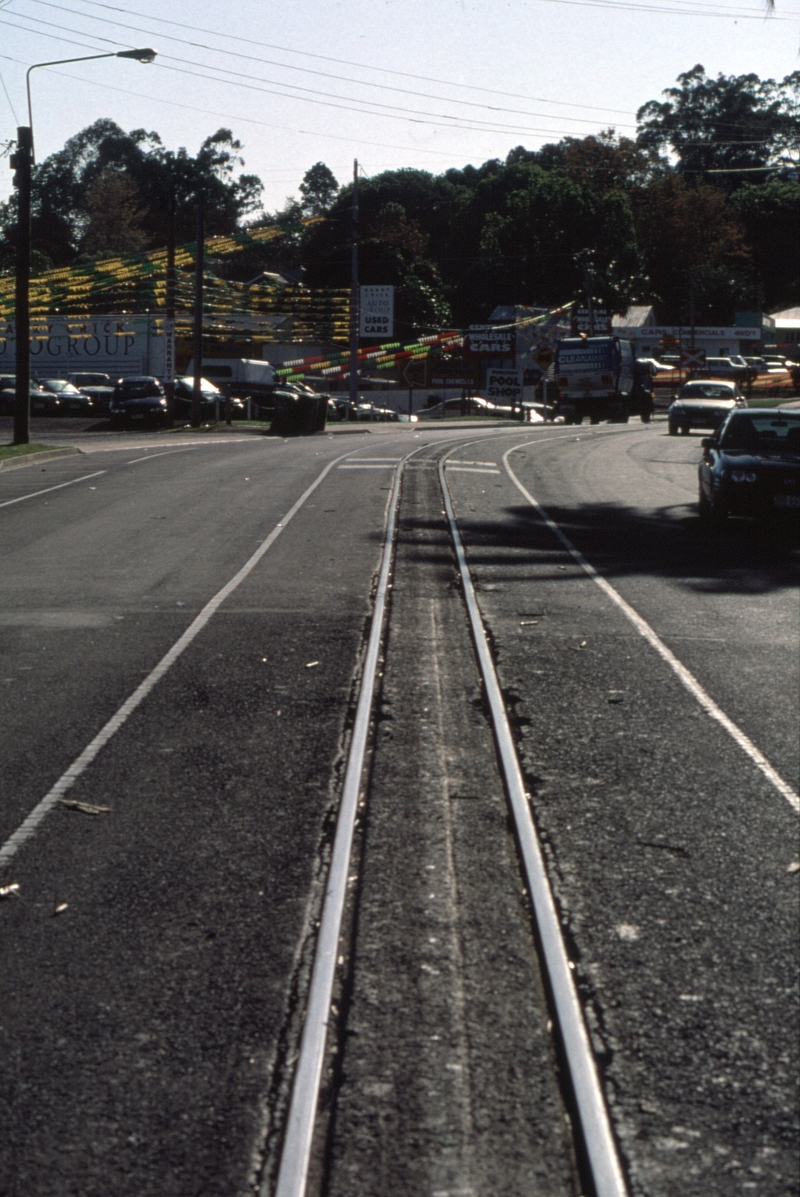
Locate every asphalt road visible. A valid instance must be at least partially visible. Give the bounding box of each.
[0,419,797,1197]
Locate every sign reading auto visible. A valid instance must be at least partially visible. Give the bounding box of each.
[360,286,394,338]
[466,325,515,358]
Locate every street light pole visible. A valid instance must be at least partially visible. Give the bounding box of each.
[11,47,156,445]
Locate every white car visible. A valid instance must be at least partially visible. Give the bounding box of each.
[668,380,746,436]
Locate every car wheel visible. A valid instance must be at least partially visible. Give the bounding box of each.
[680,424,690,435]
[668,421,678,436]
[640,408,652,424]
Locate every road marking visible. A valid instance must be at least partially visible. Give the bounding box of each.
[0,471,107,510]
[445,466,501,474]
[446,460,498,467]
[0,451,354,873]
[440,449,628,1197]
[126,448,197,465]
[502,443,800,813]
[351,457,403,462]
[337,462,397,469]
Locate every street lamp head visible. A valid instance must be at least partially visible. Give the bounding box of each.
[116,47,157,62]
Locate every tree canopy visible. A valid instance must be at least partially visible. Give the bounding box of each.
[1,65,797,327]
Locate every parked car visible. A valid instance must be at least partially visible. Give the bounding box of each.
[695,356,750,386]
[668,380,746,435]
[109,376,168,427]
[37,378,97,417]
[418,395,507,419]
[0,378,48,415]
[698,409,800,526]
[68,371,116,415]
[172,377,245,421]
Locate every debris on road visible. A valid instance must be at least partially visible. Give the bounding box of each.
[306,661,320,668]
[0,883,21,900]
[58,799,112,816]
[53,902,69,916]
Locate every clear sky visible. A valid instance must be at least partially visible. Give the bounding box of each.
[0,0,797,216]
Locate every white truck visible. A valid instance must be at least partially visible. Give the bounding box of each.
[184,358,278,406]
[555,336,653,424]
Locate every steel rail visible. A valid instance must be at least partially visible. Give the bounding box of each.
[271,455,404,1197]
[438,448,629,1197]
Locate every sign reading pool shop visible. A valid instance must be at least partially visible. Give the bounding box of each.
[0,315,166,378]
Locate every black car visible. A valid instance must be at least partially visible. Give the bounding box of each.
[38,378,96,417]
[110,376,169,427]
[698,408,800,526]
[172,377,245,422]
[0,379,49,416]
[68,372,116,415]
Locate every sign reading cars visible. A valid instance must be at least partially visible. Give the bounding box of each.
[360,285,394,337]
[486,367,523,405]
[466,325,515,358]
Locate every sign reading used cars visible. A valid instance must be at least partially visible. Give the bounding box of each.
[486,367,523,405]
[360,285,394,337]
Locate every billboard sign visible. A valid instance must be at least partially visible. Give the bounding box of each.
[486,367,523,405]
[360,285,394,337]
[0,314,165,377]
[466,325,515,358]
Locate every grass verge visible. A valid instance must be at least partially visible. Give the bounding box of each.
[0,443,58,461]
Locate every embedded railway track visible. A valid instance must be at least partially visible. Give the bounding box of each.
[266,435,630,1197]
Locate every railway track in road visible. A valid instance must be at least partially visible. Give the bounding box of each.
[1,426,795,1197]
[270,433,629,1197]
[268,426,798,1197]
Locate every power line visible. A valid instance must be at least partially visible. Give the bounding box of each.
[21,0,642,128]
[0,13,631,140]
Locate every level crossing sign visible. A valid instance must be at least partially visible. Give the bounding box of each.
[680,347,706,368]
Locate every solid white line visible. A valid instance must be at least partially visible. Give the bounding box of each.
[0,451,354,873]
[272,458,405,1197]
[351,457,403,462]
[126,448,197,465]
[445,465,501,474]
[337,463,396,469]
[0,470,107,509]
[445,459,498,467]
[502,443,800,812]
[439,450,628,1197]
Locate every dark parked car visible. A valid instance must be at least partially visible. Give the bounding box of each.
[68,372,116,415]
[110,376,168,427]
[0,378,49,415]
[37,378,97,417]
[172,377,245,421]
[698,409,800,526]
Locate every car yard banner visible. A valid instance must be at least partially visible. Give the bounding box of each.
[0,314,166,378]
[466,325,515,358]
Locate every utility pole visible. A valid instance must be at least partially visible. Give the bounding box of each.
[689,270,696,349]
[164,190,176,425]
[348,159,359,419]
[192,188,204,428]
[579,251,594,336]
[11,126,32,446]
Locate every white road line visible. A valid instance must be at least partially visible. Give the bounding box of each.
[445,466,501,474]
[272,458,405,1197]
[351,457,403,462]
[502,443,800,813]
[439,449,628,1197]
[446,459,498,467]
[0,470,107,510]
[0,450,354,873]
[126,448,197,465]
[337,463,396,469]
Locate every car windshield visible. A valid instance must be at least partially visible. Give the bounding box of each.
[719,412,800,453]
[72,374,109,386]
[120,381,162,398]
[43,379,81,394]
[681,385,733,399]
